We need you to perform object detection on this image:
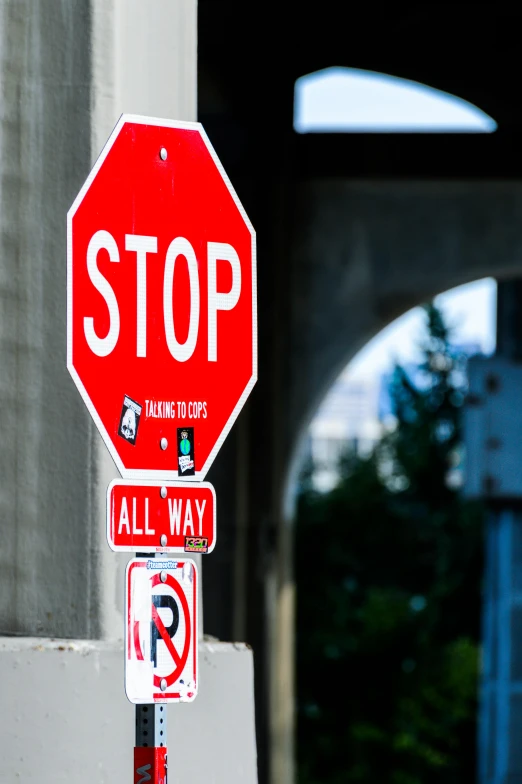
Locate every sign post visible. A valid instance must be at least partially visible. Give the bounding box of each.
[135,707,168,783]
[67,115,256,782]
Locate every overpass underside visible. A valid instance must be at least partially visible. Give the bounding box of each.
[1,3,522,783]
[199,8,522,780]
[204,172,522,784]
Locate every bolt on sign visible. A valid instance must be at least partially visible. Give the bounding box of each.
[107,480,216,554]
[126,558,198,704]
[67,115,257,481]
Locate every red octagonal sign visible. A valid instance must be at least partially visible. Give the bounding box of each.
[67,115,256,480]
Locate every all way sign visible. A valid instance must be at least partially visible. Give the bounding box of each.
[126,558,198,704]
[107,480,216,554]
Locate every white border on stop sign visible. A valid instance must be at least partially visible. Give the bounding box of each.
[67,114,257,481]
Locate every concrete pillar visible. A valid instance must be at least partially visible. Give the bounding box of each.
[0,0,100,639]
[0,0,197,642]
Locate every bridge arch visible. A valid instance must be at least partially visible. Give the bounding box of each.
[283,180,522,519]
[294,66,497,134]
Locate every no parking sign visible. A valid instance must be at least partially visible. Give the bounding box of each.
[125,558,198,704]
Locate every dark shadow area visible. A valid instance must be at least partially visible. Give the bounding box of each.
[198,6,522,782]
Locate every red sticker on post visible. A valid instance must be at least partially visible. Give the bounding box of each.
[107,480,216,553]
[134,747,167,784]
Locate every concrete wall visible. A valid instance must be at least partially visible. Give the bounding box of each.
[0,637,257,783]
[0,0,98,639]
[0,0,198,641]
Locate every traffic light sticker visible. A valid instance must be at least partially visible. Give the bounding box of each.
[125,558,198,704]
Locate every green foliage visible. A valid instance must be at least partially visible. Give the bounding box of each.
[296,304,483,784]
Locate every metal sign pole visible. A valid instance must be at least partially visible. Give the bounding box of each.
[134,703,168,783]
[134,553,168,784]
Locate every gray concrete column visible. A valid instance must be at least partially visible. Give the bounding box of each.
[0,0,196,640]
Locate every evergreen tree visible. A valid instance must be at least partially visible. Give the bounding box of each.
[296,304,483,784]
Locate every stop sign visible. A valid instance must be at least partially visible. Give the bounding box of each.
[67,115,256,481]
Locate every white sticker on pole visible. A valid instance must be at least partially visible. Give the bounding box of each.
[125,557,198,704]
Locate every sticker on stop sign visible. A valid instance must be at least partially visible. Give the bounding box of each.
[107,480,216,554]
[67,115,256,480]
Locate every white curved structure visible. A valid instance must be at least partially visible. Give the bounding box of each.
[294,66,497,133]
